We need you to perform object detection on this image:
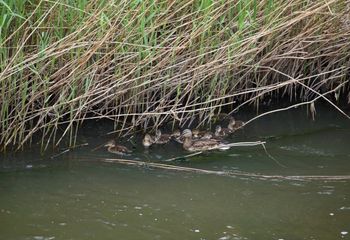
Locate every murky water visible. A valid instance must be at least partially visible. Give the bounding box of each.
[1,105,350,240]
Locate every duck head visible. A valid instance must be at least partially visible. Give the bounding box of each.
[181,129,193,149]
[155,129,162,138]
[142,134,153,148]
[172,129,181,138]
[104,140,116,148]
[182,129,193,139]
[228,117,236,130]
[192,129,199,138]
[215,125,222,136]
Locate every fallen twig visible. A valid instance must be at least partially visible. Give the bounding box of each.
[163,151,203,162]
[99,158,350,181]
[50,143,89,159]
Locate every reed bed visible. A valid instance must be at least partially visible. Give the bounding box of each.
[0,0,349,150]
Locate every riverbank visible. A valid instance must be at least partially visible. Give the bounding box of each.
[0,0,349,149]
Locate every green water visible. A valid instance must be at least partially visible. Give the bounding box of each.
[1,106,350,240]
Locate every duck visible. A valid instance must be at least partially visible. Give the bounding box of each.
[201,131,214,139]
[192,129,212,139]
[142,133,154,148]
[228,117,244,132]
[171,129,184,143]
[214,125,231,137]
[154,129,172,144]
[173,129,213,143]
[181,129,227,152]
[104,140,132,155]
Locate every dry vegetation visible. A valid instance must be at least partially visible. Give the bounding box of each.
[0,0,349,150]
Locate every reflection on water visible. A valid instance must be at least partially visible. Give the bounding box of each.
[1,105,350,240]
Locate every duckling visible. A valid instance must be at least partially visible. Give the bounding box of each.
[201,131,213,139]
[192,129,212,139]
[104,140,132,156]
[214,125,231,137]
[182,129,226,152]
[154,129,172,144]
[172,129,181,137]
[228,117,244,132]
[142,134,154,148]
[172,129,184,143]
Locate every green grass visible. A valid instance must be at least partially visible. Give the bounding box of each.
[0,0,349,150]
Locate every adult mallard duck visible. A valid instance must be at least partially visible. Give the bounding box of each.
[154,129,172,144]
[105,140,132,155]
[228,117,244,132]
[142,134,154,148]
[182,129,227,152]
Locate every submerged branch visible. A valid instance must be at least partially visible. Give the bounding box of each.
[100,158,350,181]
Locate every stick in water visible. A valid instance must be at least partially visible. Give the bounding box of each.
[98,158,350,181]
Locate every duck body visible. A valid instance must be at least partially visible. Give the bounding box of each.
[182,129,227,152]
[105,140,132,156]
[173,130,213,144]
[214,125,232,138]
[184,138,222,152]
[154,130,172,144]
[200,131,214,140]
[228,118,244,132]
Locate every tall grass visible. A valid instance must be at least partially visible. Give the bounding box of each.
[0,0,349,149]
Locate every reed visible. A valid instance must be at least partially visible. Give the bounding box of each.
[0,0,349,150]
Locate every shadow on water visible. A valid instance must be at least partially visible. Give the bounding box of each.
[1,104,350,239]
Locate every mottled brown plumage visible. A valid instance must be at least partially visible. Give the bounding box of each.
[154,129,172,144]
[214,125,231,137]
[192,129,212,139]
[182,129,224,152]
[201,131,213,139]
[172,129,184,143]
[228,117,244,132]
[105,140,132,155]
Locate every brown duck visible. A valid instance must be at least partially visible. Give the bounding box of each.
[105,140,132,156]
[181,129,228,152]
[214,118,244,137]
[228,117,244,132]
[192,129,212,139]
[201,131,214,139]
[172,129,183,143]
[214,125,230,137]
[142,134,154,148]
[173,129,212,143]
[154,129,172,144]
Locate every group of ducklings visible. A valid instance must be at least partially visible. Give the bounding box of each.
[105,117,244,155]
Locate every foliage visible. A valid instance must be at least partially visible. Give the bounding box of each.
[0,0,349,149]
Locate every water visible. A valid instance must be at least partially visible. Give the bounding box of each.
[1,105,350,240]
